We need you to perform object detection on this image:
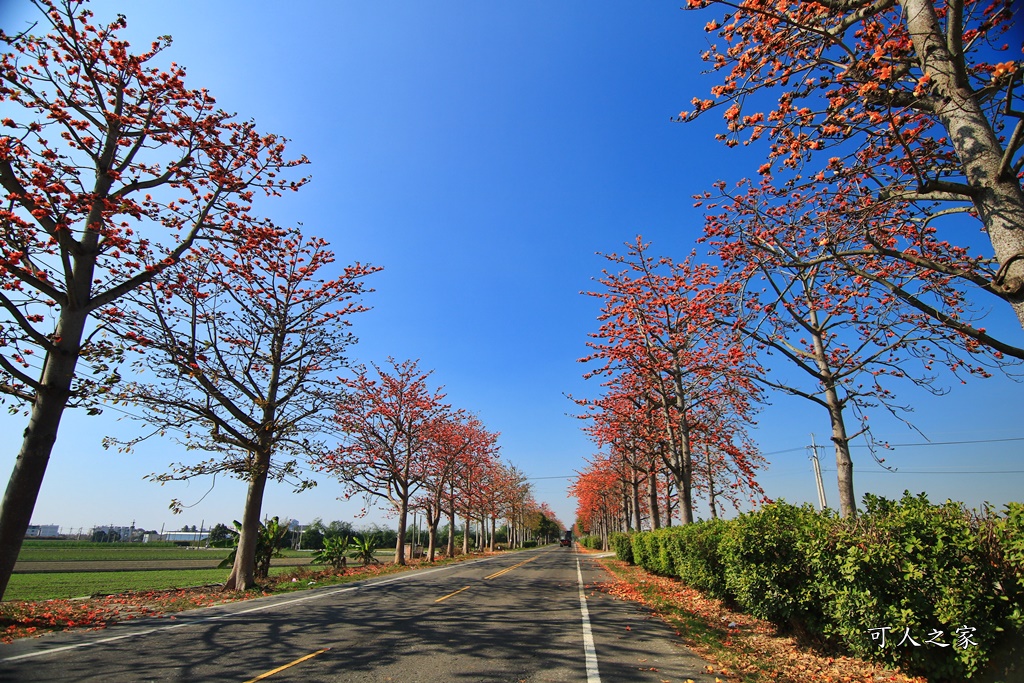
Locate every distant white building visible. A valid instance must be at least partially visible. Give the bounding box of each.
[90,525,143,541]
[25,524,60,538]
[159,531,210,543]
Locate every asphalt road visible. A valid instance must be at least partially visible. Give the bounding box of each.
[0,547,720,682]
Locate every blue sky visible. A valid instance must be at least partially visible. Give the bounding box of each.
[1,1,1021,535]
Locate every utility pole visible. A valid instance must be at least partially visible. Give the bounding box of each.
[809,434,828,511]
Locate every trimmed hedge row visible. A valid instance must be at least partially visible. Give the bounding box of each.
[614,494,1024,682]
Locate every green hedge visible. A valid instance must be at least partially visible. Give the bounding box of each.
[811,493,1014,680]
[623,494,1024,681]
[610,532,633,564]
[578,535,602,550]
[720,502,826,631]
[671,519,729,600]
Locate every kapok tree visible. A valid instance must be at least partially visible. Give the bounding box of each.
[491,465,530,550]
[0,0,307,599]
[569,456,624,547]
[682,0,1024,331]
[415,412,498,561]
[451,439,502,553]
[575,376,664,532]
[686,385,767,519]
[110,228,377,590]
[325,358,449,565]
[703,178,1000,517]
[582,237,762,523]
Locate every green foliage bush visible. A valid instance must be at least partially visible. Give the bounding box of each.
[672,519,730,600]
[647,528,682,577]
[522,540,538,548]
[631,531,655,569]
[720,501,826,631]
[810,492,1013,681]
[996,502,1024,584]
[578,535,601,550]
[348,534,379,565]
[622,495,1024,681]
[311,535,350,569]
[609,532,633,564]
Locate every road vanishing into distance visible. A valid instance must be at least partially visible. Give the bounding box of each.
[0,547,719,682]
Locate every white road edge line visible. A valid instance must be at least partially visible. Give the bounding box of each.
[576,558,601,683]
[0,554,506,663]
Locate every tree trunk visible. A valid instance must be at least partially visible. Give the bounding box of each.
[707,451,718,520]
[807,308,857,518]
[426,503,440,562]
[462,516,470,555]
[631,474,643,532]
[825,387,856,518]
[446,499,456,557]
[674,374,695,524]
[0,306,87,600]
[394,496,409,565]
[224,450,271,591]
[648,470,661,529]
[901,0,1024,326]
[663,469,674,527]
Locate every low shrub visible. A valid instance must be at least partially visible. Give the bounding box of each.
[811,492,1011,681]
[648,527,685,577]
[672,519,729,600]
[631,532,656,570]
[609,532,633,564]
[720,501,826,632]
[619,496,1024,681]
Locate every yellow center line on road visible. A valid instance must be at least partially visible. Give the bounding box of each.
[435,585,472,603]
[484,554,540,580]
[243,648,330,683]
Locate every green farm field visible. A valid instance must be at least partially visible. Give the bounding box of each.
[16,544,309,563]
[6,541,313,602]
[4,566,297,602]
[6,541,398,602]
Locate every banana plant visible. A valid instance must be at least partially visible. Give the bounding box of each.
[311,534,351,569]
[218,516,289,579]
[349,534,380,566]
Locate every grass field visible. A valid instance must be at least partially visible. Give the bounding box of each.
[15,546,310,562]
[5,541,401,602]
[4,566,299,602]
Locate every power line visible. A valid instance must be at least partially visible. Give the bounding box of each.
[828,469,1024,475]
[849,436,1024,448]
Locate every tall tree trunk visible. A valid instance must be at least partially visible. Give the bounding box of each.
[663,469,674,527]
[462,516,470,555]
[707,450,718,520]
[825,387,856,518]
[809,310,857,518]
[621,484,632,531]
[0,306,88,600]
[446,492,456,557]
[674,374,695,524]
[631,474,643,532]
[426,503,440,562]
[648,470,661,529]
[224,450,271,591]
[902,0,1024,326]
[394,495,409,565]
